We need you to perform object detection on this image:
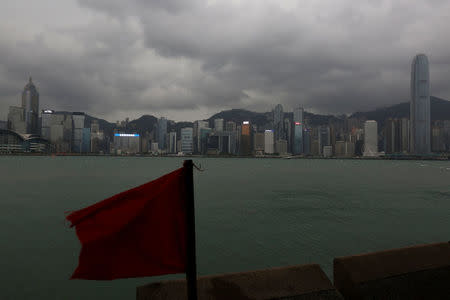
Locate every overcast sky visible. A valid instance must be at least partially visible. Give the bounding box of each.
[1,0,449,122]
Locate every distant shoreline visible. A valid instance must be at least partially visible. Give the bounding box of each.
[1,153,449,160]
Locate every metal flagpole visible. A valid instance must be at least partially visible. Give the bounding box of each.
[183,160,198,300]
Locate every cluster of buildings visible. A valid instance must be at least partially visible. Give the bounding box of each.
[1,54,449,156]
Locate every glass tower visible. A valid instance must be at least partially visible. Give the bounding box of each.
[410,54,430,155]
[21,77,39,134]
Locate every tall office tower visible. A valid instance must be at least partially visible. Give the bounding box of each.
[214,118,224,132]
[264,130,274,154]
[181,127,194,154]
[72,112,85,152]
[21,77,39,134]
[253,132,265,153]
[225,121,236,132]
[410,54,431,155]
[41,109,54,140]
[168,131,177,153]
[303,128,311,155]
[293,106,304,154]
[273,104,284,141]
[284,118,292,152]
[363,120,378,157]
[90,120,105,153]
[7,106,26,133]
[319,126,331,154]
[400,118,410,153]
[240,121,252,155]
[158,117,167,151]
[194,120,209,152]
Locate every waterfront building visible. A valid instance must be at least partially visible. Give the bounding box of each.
[169,131,177,154]
[284,118,292,152]
[90,120,105,153]
[0,129,51,153]
[303,128,311,155]
[151,142,159,153]
[273,104,284,141]
[253,132,265,154]
[113,132,140,154]
[158,117,167,151]
[214,118,224,132]
[199,127,212,154]
[0,120,6,130]
[319,126,331,154]
[225,121,236,132]
[275,139,288,155]
[410,54,431,154]
[21,77,39,134]
[293,107,304,155]
[240,121,252,155]
[194,120,209,153]
[311,139,320,156]
[7,106,26,134]
[335,141,355,157]
[181,127,194,154]
[363,120,378,157]
[323,145,333,157]
[72,112,85,153]
[82,128,91,153]
[264,130,274,154]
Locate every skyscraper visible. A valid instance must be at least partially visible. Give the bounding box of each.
[273,104,284,141]
[293,106,304,154]
[21,77,39,134]
[158,117,167,151]
[240,121,252,155]
[410,54,431,155]
[363,120,378,157]
[180,127,193,154]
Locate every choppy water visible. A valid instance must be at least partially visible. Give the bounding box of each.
[1,156,449,300]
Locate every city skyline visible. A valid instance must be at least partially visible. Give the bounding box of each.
[1,1,450,122]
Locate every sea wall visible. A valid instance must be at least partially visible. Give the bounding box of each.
[137,241,450,299]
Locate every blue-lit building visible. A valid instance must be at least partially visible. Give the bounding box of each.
[113,132,140,154]
[82,128,91,153]
[410,54,431,154]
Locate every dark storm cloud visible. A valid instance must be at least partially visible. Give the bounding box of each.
[1,0,450,121]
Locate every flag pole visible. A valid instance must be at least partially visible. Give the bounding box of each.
[183,160,198,300]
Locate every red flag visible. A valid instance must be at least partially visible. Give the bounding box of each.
[66,167,188,280]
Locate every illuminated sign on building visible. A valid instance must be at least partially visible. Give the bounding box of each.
[295,122,302,125]
[43,110,54,114]
[243,121,249,125]
[265,129,273,132]
[114,133,140,137]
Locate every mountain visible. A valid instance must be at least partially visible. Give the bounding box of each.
[207,108,339,128]
[350,96,450,128]
[127,115,158,133]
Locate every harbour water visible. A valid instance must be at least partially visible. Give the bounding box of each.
[1,156,449,300]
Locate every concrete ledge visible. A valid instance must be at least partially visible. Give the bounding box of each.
[334,242,450,299]
[137,264,343,300]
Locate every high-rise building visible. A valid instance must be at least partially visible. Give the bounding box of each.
[214,118,224,132]
[275,139,288,155]
[225,121,236,132]
[264,130,274,154]
[293,107,304,155]
[158,117,167,151]
[8,106,26,133]
[169,131,177,154]
[181,127,194,154]
[72,112,85,153]
[273,104,284,141]
[253,132,265,153]
[113,132,140,154]
[363,120,378,157]
[410,54,431,155]
[194,120,209,152]
[240,121,252,155]
[319,126,331,154]
[21,77,39,134]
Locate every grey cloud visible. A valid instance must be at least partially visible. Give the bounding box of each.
[1,0,450,122]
